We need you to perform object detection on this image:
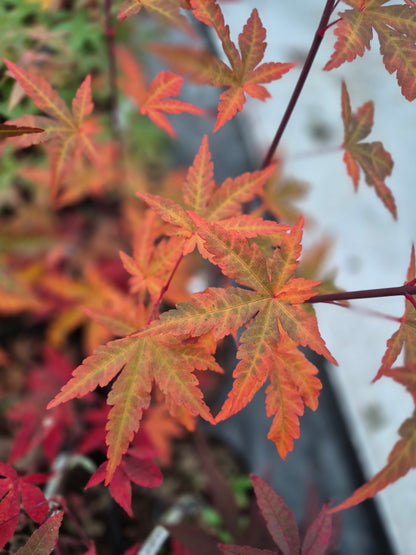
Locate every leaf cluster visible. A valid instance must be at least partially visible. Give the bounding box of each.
[0,0,416,552]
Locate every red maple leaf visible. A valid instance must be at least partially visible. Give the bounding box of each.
[0,463,49,550]
[7,347,82,464]
[86,446,162,516]
[219,474,332,554]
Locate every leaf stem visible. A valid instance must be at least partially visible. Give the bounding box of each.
[323,300,403,323]
[306,283,416,304]
[261,0,338,168]
[147,249,185,325]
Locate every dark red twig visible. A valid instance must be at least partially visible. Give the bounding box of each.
[306,283,416,304]
[261,0,338,168]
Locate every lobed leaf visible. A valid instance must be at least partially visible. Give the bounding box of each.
[375,245,416,379]
[325,0,416,101]
[118,0,194,35]
[48,334,215,483]
[331,411,416,512]
[4,61,98,197]
[190,214,272,294]
[341,81,396,218]
[4,59,73,126]
[182,134,215,213]
[188,1,294,131]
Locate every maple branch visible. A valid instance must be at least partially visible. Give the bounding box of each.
[58,497,92,550]
[105,0,121,142]
[286,144,342,161]
[261,0,338,168]
[306,283,416,304]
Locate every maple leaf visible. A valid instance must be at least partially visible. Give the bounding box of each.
[86,443,162,516]
[324,0,416,101]
[0,463,48,550]
[374,246,416,378]
[341,81,396,218]
[26,140,120,208]
[219,474,332,555]
[7,347,82,464]
[331,410,416,513]
[259,161,309,225]
[137,135,289,257]
[0,261,43,315]
[331,247,416,511]
[15,511,63,555]
[117,46,203,137]
[142,401,186,464]
[41,260,138,353]
[48,332,219,483]
[4,59,99,198]
[120,211,187,301]
[185,1,294,131]
[117,0,195,35]
[134,216,336,458]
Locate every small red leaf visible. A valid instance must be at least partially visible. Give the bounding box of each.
[251,474,300,555]
[301,503,332,555]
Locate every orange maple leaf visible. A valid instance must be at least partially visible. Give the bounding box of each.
[331,410,416,513]
[117,0,194,35]
[137,135,289,256]
[0,260,44,315]
[325,0,416,101]
[42,262,141,353]
[47,331,219,483]
[120,222,187,302]
[135,216,336,458]
[341,81,396,218]
[4,59,99,199]
[332,247,416,512]
[374,246,416,380]
[187,1,294,131]
[117,46,203,137]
